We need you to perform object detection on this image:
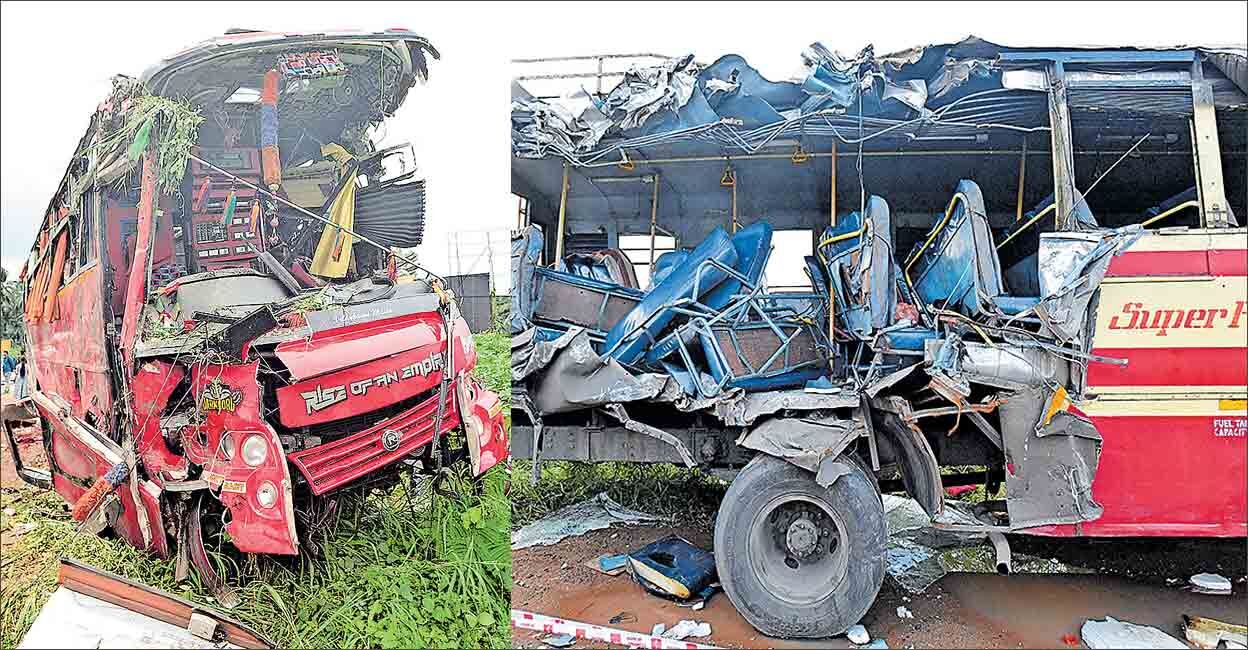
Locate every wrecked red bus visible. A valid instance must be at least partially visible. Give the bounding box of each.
[2,29,507,605]
[510,41,1247,637]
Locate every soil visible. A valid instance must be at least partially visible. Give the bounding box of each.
[512,522,1248,649]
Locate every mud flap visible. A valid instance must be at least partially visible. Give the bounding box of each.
[999,387,1104,529]
[874,404,944,517]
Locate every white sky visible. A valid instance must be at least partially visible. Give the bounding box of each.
[3,1,1245,286]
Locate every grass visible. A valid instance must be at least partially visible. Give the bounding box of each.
[0,331,512,649]
[509,461,727,530]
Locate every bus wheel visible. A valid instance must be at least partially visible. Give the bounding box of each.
[713,453,885,638]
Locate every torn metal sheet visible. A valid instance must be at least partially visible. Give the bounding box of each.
[711,389,858,428]
[512,492,666,550]
[1000,388,1105,529]
[1036,225,1144,343]
[736,416,864,474]
[602,404,698,468]
[524,328,671,415]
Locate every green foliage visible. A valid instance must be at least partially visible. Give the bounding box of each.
[472,331,510,407]
[94,83,203,196]
[511,460,727,529]
[0,465,511,649]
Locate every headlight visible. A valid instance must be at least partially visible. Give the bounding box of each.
[256,481,278,509]
[241,434,268,467]
[220,432,234,459]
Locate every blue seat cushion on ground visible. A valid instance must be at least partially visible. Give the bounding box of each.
[605,227,739,365]
[882,327,941,352]
[995,295,1041,315]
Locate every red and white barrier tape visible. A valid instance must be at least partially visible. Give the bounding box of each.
[511,609,720,649]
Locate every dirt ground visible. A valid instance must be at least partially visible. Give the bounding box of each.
[512,522,1248,649]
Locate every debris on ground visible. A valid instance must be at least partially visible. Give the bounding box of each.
[587,553,631,576]
[542,632,577,648]
[662,620,712,640]
[864,640,889,649]
[1183,615,1248,649]
[21,558,271,649]
[1189,573,1233,595]
[846,623,870,644]
[1080,616,1187,649]
[512,493,665,550]
[629,535,718,601]
[514,609,721,650]
[896,606,914,619]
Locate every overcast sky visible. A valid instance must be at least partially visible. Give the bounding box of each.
[3,1,1245,283]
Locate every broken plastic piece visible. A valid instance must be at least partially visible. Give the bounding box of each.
[846,624,870,644]
[1081,616,1186,649]
[1189,572,1233,595]
[662,620,712,640]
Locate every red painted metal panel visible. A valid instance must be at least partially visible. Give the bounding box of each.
[276,341,447,428]
[38,401,169,557]
[1025,413,1247,537]
[1208,247,1248,277]
[25,264,114,433]
[1106,250,1210,277]
[287,381,459,495]
[274,312,444,380]
[186,363,299,555]
[119,150,159,371]
[1087,346,1248,387]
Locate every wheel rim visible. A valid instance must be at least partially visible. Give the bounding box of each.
[746,492,849,605]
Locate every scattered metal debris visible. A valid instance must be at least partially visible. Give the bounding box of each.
[511,493,664,550]
[20,559,272,649]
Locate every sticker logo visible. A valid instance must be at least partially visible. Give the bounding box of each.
[381,429,403,452]
[200,379,243,413]
[300,352,446,415]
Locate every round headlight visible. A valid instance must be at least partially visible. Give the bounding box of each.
[256,481,278,509]
[220,432,234,460]
[241,434,268,467]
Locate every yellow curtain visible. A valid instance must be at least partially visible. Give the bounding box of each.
[308,144,358,278]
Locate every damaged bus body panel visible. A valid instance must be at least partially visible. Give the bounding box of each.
[511,39,1247,637]
[5,29,507,603]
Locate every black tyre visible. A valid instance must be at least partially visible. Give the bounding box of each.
[713,453,886,638]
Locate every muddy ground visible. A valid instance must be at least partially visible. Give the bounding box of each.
[512,521,1247,649]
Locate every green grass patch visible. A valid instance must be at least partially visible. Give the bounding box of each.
[1,469,510,649]
[510,461,726,530]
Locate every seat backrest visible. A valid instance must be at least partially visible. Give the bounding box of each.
[702,221,773,309]
[906,180,1002,316]
[605,226,739,365]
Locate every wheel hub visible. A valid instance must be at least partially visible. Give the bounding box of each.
[785,516,820,558]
